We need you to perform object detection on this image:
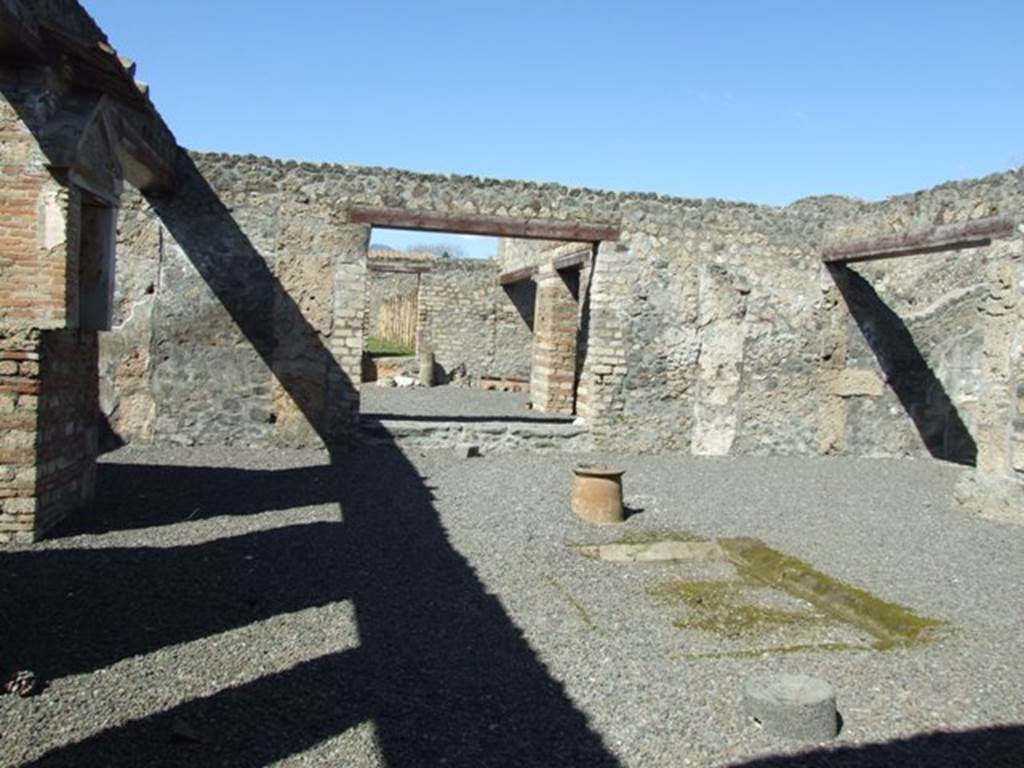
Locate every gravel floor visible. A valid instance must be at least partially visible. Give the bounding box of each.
[1,444,1023,767]
[360,384,572,422]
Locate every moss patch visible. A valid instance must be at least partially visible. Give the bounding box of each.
[719,537,945,649]
[648,580,816,637]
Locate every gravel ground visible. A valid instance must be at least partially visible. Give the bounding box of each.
[360,384,572,422]
[1,444,1023,767]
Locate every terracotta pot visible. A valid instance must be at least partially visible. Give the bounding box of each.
[572,465,625,525]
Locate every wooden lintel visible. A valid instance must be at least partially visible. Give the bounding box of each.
[368,263,432,274]
[823,215,1016,265]
[349,205,620,243]
[551,248,592,272]
[497,265,538,285]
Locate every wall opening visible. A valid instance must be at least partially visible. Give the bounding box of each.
[358,226,596,428]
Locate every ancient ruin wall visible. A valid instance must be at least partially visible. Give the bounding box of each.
[819,171,1024,478]
[101,151,1023,476]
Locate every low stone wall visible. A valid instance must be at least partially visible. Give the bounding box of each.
[360,418,593,453]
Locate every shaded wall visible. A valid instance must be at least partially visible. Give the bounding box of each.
[820,174,1024,481]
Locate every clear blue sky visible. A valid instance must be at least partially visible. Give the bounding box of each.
[90,1,1023,257]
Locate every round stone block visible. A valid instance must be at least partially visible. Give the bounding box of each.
[743,673,839,741]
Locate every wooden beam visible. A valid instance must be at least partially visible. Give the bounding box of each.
[497,265,537,285]
[368,263,432,274]
[551,248,592,272]
[349,205,620,242]
[823,215,1016,265]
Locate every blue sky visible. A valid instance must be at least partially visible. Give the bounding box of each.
[89,1,1023,257]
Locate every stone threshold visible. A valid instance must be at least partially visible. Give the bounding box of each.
[359,418,592,453]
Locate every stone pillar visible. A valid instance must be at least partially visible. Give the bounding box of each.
[819,263,850,454]
[530,265,580,414]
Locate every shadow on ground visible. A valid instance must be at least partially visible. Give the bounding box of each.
[728,724,1024,768]
[0,150,619,766]
[3,449,620,767]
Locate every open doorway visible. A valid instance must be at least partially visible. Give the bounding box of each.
[359,226,595,433]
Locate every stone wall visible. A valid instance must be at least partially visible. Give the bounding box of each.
[99,152,1023,481]
[100,154,365,449]
[820,172,1024,479]
[417,258,532,381]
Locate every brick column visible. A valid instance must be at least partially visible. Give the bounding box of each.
[0,328,97,542]
[530,265,579,414]
[0,330,41,543]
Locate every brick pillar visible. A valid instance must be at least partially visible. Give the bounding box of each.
[326,225,369,442]
[0,330,42,543]
[530,265,579,414]
[0,329,97,542]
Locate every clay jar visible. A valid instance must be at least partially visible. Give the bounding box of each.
[572,465,625,524]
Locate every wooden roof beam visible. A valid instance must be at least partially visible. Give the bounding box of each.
[349,205,620,243]
[823,215,1016,265]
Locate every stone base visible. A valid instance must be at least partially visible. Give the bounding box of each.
[743,674,839,742]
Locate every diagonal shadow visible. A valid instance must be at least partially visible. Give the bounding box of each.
[725,723,1024,767]
[4,150,622,767]
[827,263,978,465]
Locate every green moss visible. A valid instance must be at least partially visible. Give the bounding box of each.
[648,580,816,637]
[365,337,414,357]
[719,537,945,649]
[681,641,872,660]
